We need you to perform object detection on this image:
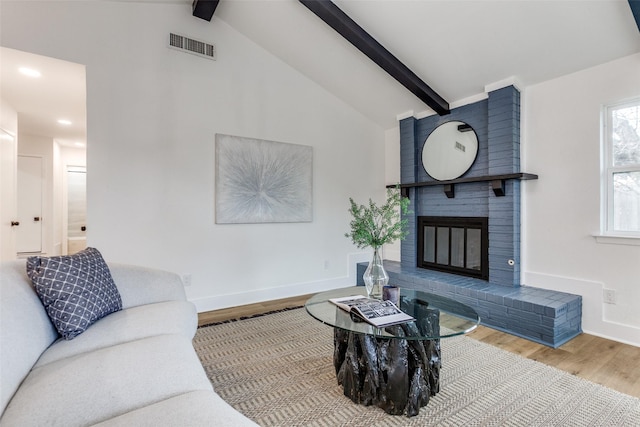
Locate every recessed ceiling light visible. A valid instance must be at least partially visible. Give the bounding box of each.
[57,119,72,125]
[74,142,85,147]
[18,67,41,78]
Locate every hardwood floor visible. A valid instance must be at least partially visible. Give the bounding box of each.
[198,294,640,399]
[197,294,314,326]
[469,324,640,399]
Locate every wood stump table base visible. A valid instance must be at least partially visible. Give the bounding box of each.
[333,311,441,417]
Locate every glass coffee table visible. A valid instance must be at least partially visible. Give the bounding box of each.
[305,286,480,417]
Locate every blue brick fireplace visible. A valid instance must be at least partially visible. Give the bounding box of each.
[358,85,582,348]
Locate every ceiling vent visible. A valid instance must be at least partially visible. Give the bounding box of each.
[169,33,216,60]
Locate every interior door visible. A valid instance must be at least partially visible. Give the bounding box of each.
[0,128,17,261]
[17,155,43,254]
[67,166,86,254]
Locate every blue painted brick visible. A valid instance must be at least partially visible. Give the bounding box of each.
[544,305,559,317]
[478,300,508,315]
[542,316,558,328]
[395,86,579,347]
[520,300,533,312]
[533,304,546,315]
[507,307,543,324]
[487,294,505,305]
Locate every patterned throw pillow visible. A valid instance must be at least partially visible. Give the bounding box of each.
[26,247,122,340]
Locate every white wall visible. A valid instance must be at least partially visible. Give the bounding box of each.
[383,126,401,262]
[0,99,18,261]
[522,53,640,346]
[0,1,383,310]
[0,99,17,135]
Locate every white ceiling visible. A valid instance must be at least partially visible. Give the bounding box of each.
[0,46,87,147]
[1,0,639,144]
[216,0,640,128]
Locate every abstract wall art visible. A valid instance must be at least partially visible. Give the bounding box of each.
[215,134,313,224]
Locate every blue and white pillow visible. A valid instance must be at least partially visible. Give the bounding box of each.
[26,247,122,340]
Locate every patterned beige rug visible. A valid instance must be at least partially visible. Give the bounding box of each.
[193,308,640,426]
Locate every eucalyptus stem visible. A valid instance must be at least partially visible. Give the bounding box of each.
[345,186,411,249]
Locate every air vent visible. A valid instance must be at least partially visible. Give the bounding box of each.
[169,33,216,60]
[455,141,466,152]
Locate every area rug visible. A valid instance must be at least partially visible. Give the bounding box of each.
[193,308,640,426]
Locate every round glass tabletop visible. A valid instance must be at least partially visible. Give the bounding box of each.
[305,286,480,340]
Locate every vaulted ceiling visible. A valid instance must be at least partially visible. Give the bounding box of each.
[2,0,639,145]
[215,0,640,128]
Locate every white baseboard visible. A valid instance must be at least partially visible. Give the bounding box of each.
[524,271,640,347]
[191,276,353,313]
[191,252,371,314]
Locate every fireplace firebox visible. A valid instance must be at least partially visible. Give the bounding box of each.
[417,216,489,280]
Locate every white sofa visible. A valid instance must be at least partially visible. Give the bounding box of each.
[0,259,256,427]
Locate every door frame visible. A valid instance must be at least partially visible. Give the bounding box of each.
[62,165,87,255]
[0,127,17,261]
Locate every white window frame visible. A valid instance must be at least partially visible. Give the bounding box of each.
[598,98,640,245]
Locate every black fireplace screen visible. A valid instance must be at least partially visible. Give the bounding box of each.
[417,216,489,280]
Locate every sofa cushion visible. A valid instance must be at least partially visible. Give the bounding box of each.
[107,263,187,309]
[0,334,214,427]
[34,300,198,368]
[92,390,258,427]
[0,260,58,416]
[26,247,122,340]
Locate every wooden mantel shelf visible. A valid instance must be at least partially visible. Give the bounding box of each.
[387,173,538,198]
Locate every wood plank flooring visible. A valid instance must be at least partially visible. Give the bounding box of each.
[197,294,640,399]
[197,294,314,326]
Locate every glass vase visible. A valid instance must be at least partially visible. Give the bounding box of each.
[363,247,388,299]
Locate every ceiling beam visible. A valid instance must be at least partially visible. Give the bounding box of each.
[192,0,219,22]
[299,0,450,116]
[629,0,640,32]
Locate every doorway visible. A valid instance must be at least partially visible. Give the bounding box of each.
[1,47,87,258]
[65,166,87,255]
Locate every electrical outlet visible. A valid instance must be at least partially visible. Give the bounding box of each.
[324,260,330,270]
[603,288,616,304]
[182,274,192,287]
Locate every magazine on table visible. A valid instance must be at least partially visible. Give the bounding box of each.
[329,295,414,327]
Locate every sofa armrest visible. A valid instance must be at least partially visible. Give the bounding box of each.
[108,263,187,309]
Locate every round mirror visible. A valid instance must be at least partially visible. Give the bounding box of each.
[422,121,479,181]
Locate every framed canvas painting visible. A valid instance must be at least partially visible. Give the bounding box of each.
[215,134,313,224]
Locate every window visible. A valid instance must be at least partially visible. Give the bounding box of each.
[602,99,640,236]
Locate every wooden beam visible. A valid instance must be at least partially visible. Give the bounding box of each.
[299,0,450,116]
[192,0,219,22]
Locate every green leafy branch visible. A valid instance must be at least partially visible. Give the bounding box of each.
[345,187,411,249]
